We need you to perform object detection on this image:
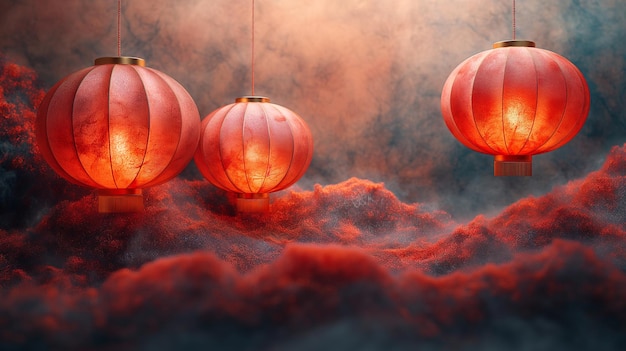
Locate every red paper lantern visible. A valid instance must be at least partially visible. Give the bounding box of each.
[36,57,201,212]
[194,96,313,212]
[441,40,590,176]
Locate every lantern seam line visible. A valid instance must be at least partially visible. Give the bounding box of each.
[148,70,187,187]
[516,47,539,154]
[123,65,152,188]
[444,59,484,153]
[105,64,121,189]
[282,110,308,190]
[49,67,106,188]
[135,68,182,188]
[532,52,571,154]
[501,48,512,155]
[240,102,254,194]
[267,103,296,191]
[287,107,309,190]
[257,102,273,193]
[270,104,296,190]
[542,54,588,152]
[75,66,112,189]
[53,69,84,185]
[40,78,77,183]
[469,51,500,155]
[219,103,249,194]
[208,104,238,191]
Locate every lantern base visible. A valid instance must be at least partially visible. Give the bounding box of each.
[494,155,532,176]
[98,189,144,213]
[236,193,270,213]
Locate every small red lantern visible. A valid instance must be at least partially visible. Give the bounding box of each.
[36,57,201,212]
[194,96,313,212]
[441,40,590,176]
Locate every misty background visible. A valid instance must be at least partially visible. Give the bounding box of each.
[1,0,624,220]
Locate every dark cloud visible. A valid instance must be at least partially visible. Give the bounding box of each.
[0,57,85,229]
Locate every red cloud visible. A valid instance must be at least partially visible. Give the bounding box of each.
[2,240,625,349]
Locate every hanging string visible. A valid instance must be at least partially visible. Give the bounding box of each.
[251,0,256,95]
[512,0,516,40]
[117,0,122,56]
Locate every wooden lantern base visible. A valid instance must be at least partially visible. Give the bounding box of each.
[98,189,144,213]
[494,155,532,176]
[236,193,270,213]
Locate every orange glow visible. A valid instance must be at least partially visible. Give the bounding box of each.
[36,58,201,212]
[441,42,590,176]
[194,96,314,212]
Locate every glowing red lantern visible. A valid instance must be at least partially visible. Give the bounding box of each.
[36,57,201,212]
[441,40,590,176]
[194,96,313,212]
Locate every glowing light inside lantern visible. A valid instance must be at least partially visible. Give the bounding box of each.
[194,96,313,212]
[441,40,590,176]
[36,56,201,212]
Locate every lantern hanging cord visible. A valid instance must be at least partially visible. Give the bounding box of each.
[512,0,516,40]
[251,0,256,95]
[117,0,122,56]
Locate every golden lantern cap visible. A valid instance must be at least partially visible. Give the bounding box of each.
[94,56,146,66]
[236,96,270,103]
[493,40,536,48]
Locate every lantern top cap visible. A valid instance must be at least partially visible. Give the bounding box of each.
[236,96,270,103]
[95,56,146,66]
[493,40,536,48]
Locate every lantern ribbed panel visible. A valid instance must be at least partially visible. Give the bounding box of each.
[36,63,201,191]
[194,100,313,195]
[441,45,590,157]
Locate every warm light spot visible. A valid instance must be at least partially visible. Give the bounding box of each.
[504,105,522,125]
[503,102,532,135]
[245,145,270,188]
[111,132,130,156]
[244,145,265,165]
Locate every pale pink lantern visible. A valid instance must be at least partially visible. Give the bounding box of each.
[194,96,313,212]
[36,57,201,212]
[441,40,590,176]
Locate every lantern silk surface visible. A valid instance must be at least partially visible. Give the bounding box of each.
[194,99,313,195]
[441,45,590,157]
[36,62,201,190]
